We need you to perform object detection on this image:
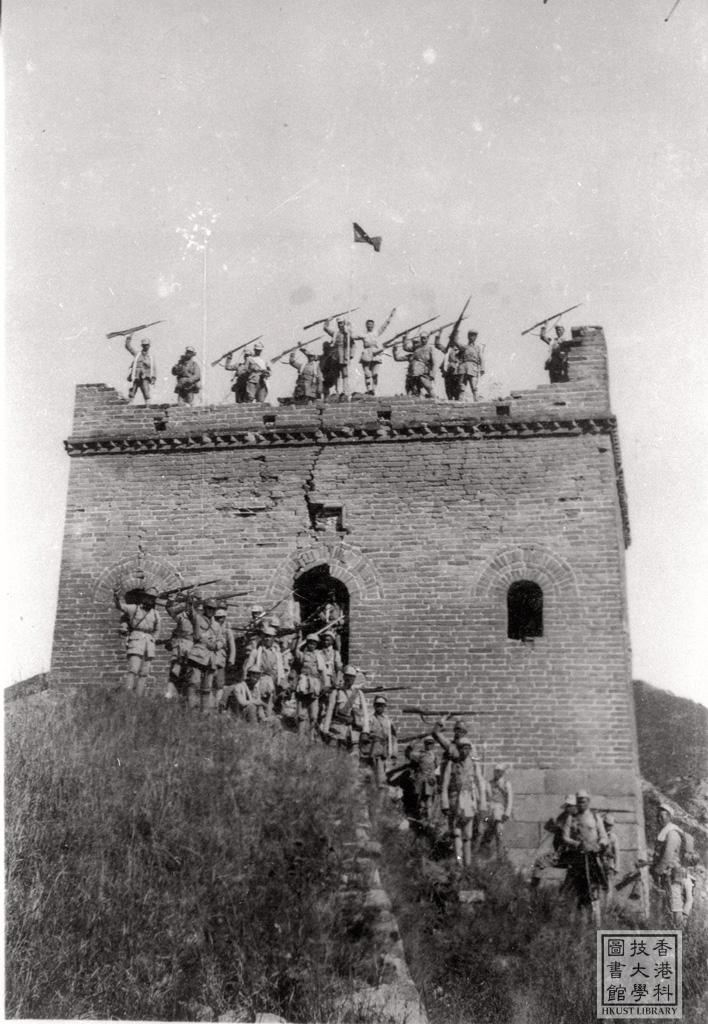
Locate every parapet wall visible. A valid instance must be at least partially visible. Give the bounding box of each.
[52,326,644,867]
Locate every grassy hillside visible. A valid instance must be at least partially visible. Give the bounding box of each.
[5,688,370,1022]
[634,680,708,820]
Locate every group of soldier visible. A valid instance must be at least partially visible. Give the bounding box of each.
[111,583,697,926]
[119,303,576,406]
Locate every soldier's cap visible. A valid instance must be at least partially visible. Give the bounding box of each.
[250,605,264,613]
[576,789,591,800]
[185,346,197,355]
[321,632,335,643]
[458,738,474,748]
[562,794,577,807]
[467,330,479,340]
[141,339,151,346]
[306,350,318,359]
[261,626,276,636]
[603,814,615,826]
[366,319,375,326]
[423,735,436,745]
[452,719,467,734]
[246,668,260,677]
[658,803,673,816]
[494,762,508,773]
[374,696,387,706]
[203,598,218,609]
[343,665,358,677]
[304,634,319,644]
[142,586,158,598]
[214,608,227,618]
[253,342,263,351]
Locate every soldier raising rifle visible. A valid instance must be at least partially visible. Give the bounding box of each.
[289,348,323,404]
[393,330,436,398]
[113,584,161,696]
[125,334,157,404]
[354,309,396,396]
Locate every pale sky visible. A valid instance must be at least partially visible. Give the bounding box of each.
[6,0,707,703]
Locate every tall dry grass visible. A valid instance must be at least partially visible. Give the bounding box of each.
[5,686,367,1021]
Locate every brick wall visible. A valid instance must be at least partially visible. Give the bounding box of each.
[51,326,645,866]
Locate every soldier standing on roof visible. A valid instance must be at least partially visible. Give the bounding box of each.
[541,323,569,383]
[241,342,270,403]
[368,695,398,788]
[356,309,396,395]
[481,763,513,859]
[289,349,323,404]
[458,330,485,400]
[172,346,201,404]
[113,585,160,696]
[224,346,252,403]
[323,317,356,395]
[392,332,435,397]
[125,335,157,403]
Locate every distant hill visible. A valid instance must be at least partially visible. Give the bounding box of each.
[634,679,708,823]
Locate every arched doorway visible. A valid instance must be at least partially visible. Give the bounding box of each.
[294,564,350,663]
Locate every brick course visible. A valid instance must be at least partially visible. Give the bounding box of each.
[51,326,645,862]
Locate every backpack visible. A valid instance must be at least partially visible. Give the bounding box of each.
[680,828,699,867]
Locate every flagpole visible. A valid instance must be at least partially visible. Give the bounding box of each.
[202,242,208,402]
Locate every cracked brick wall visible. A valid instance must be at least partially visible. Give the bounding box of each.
[51,326,645,866]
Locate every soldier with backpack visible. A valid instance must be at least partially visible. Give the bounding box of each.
[561,789,609,922]
[651,804,696,927]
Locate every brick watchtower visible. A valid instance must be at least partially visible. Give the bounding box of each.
[52,326,645,871]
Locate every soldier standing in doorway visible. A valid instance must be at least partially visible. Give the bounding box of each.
[113,585,160,696]
[164,591,199,700]
[185,597,220,712]
[293,634,327,738]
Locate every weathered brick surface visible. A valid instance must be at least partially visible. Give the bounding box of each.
[51,327,645,860]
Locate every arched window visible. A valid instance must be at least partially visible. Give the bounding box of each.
[507,580,543,640]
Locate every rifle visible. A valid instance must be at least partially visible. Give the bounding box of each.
[440,294,473,353]
[209,590,249,603]
[303,307,360,331]
[106,319,165,339]
[359,686,411,694]
[297,615,345,645]
[401,705,491,717]
[381,316,440,349]
[156,578,224,601]
[521,303,582,337]
[615,860,648,893]
[431,316,469,340]
[211,335,263,367]
[270,336,323,365]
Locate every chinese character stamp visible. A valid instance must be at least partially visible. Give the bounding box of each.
[597,931,682,1018]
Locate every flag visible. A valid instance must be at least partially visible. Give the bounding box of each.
[353,222,382,253]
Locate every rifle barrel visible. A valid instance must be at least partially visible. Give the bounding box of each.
[211,335,264,367]
[381,316,439,349]
[302,307,359,331]
[270,336,323,365]
[521,303,582,337]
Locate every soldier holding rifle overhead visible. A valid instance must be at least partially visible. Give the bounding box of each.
[289,348,323,403]
[113,584,160,696]
[355,309,396,395]
[392,331,436,397]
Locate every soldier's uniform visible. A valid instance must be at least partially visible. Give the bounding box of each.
[321,665,369,751]
[165,596,196,699]
[368,696,398,788]
[127,341,157,403]
[481,764,513,859]
[541,324,569,383]
[290,350,322,403]
[212,608,236,710]
[413,736,439,823]
[319,634,343,695]
[458,332,484,400]
[440,341,464,400]
[357,310,395,395]
[530,794,577,887]
[651,804,694,927]
[323,319,355,394]
[172,347,201,404]
[441,738,486,867]
[113,587,161,696]
[243,344,269,402]
[294,637,326,736]
[186,598,220,712]
[229,671,264,724]
[561,789,609,919]
[225,347,251,403]
[393,335,435,397]
[242,627,285,694]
